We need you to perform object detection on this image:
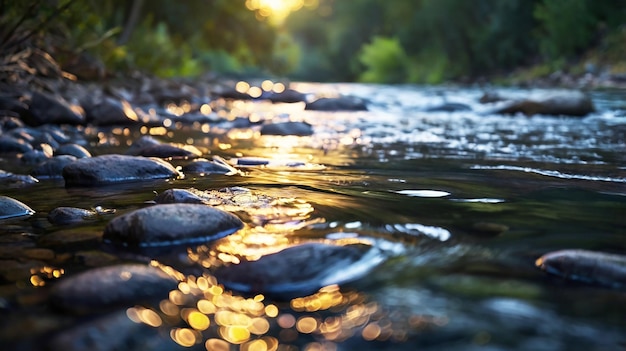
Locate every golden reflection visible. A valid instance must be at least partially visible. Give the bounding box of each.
[30,266,65,287]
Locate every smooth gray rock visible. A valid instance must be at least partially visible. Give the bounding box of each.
[27,91,85,126]
[213,242,384,299]
[536,249,626,288]
[305,96,368,111]
[103,204,243,247]
[181,158,237,175]
[30,155,77,179]
[48,206,98,225]
[62,154,180,186]
[126,136,202,159]
[49,264,178,313]
[266,88,307,103]
[0,135,33,153]
[83,96,138,126]
[0,195,35,221]
[260,121,314,136]
[55,143,91,158]
[154,188,205,204]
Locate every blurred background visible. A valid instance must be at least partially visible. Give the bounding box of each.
[2,0,626,84]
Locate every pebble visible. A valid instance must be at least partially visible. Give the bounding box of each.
[49,264,178,313]
[103,203,243,247]
[0,195,35,221]
[536,249,626,288]
[213,242,384,299]
[62,154,180,186]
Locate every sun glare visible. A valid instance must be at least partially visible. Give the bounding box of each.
[245,0,318,24]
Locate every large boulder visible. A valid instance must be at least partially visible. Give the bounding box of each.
[103,203,243,247]
[62,154,180,186]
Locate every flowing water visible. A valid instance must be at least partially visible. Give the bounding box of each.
[2,83,626,351]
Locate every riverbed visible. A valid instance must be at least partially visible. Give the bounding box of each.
[1,82,625,351]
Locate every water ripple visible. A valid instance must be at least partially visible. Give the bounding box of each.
[472,165,626,183]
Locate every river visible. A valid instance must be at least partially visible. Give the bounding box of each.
[1,83,625,351]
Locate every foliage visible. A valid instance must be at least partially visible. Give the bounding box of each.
[358,36,408,83]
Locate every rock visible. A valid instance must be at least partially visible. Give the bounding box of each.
[30,155,77,179]
[495,91,594,117]
[48,310,182,351]
[479,92,507,104]
[213,242,384,299]
[0,170,39,186]
[0,115,24,131]
[181,157,238,175]
[62,154,180,186]
[0,93,30,119]
[260,121,314,136]
[126,136,202,159]
[0,196,35,221]
[20,149,51,165]
[0,135,33,153]
[55,143,91,158]
[154,189,205,204]
[83,96,138,125]
[27,91,85,126]
[49,264,178,313]
[234,157,270,166]
[47,207,98,225]
[266,88,307,103]
[536,249,626,288]
[103,204,243,247]
[305,96,368,111]
[425,102,472,112]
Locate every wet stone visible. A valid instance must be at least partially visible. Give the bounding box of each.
[494,91,594,117]
[103,203,243,247]
[0,135,33,153]
[127,136,202,159]
[425,102,472,112]
[62,154,180,186]
[0,115,25,131]
[49,264,178,313]
[305,96,368,111]
[260,121,314,136]
[30,155,77,179]
[47,207,98,225]
[0,196,35,221]
[154,188,205,204]
[55,143,91,158]
[213,242,384,299]
[27,91,85,126]
[20,149,51,165]
[0,170,39,186]
[266,88,307,103]
[536,249,626,288]
[181,157,238,175]
[83,96,138,126]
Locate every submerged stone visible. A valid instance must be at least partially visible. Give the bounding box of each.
[260,121,314,136]
[0,196,35,221]
[536,249,626,288]
[213,242,384,299]
[103,204,243,247]
[49,264,178,313]
[154,188,205,204]
[62,154,180,186]
[47,206,98,225]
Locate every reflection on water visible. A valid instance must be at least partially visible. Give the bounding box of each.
[2,83,626,351]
